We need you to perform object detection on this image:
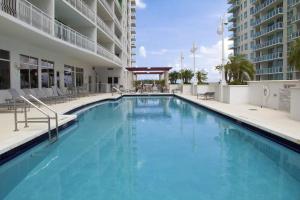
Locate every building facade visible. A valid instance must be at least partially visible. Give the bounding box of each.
[0,0,136,94]
[228,0,300,81]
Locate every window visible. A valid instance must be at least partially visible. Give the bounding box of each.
[56,71,60,88]
[75,68,84,87]
[108,77,113,84]
[20,55,38,89]
[114,77,119,84]
[41,60,54,88]
[0,49,10,89]
[64,65,75,87]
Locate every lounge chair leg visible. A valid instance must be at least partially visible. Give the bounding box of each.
[14,106,19,132]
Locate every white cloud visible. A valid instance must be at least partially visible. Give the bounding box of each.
[139,46,147,58]
[149,49,168,55]
[136,0,146,9]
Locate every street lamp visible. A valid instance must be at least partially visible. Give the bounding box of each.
[180,52,184,92]
[217,15,228,102]
[190,42,198,95]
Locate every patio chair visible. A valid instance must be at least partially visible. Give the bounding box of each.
[197,92,215,100]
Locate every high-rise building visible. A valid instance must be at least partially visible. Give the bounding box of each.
[228,0,300,80]
[0,0,136,93]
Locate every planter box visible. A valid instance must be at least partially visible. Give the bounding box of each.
[222,85,249,104]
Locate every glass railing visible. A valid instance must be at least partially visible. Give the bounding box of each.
[54,20,95,52]
[228,2,239,12]
[253,52,283,63]
[288,31,300,41]
[115,0,122,12]
[251,0,277,15]
[228,23,237,30]
[253,22,283,38]
[256,66,283,75]
[288,0,300,7]
[289,14,300,24]
[251,7,283,27]
[96,16,113,36]
[253,37,283,50]
[64,0,95,22]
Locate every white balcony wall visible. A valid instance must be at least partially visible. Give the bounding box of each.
[28,0,54,16]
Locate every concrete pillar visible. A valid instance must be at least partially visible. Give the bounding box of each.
[164,71,169,88]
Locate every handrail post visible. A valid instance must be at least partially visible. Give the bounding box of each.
[14,101,19,132]
[24,102,29,128]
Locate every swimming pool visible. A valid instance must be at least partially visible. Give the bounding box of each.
[0,96,300,200]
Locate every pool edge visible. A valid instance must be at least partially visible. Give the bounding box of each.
[1,94,299,166]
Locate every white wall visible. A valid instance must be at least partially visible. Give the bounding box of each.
[290,88,300,121]
[248,80,300,110]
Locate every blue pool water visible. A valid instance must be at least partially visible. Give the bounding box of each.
[0,96,300,200]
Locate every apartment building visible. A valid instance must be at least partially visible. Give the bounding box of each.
[228,0,300,81]
[0,0,136,94]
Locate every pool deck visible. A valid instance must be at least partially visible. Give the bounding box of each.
[0,93,121,156]
[175,94,300,146]
[0,93,299,159]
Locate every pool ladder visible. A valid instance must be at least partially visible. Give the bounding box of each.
[14,95,59,143]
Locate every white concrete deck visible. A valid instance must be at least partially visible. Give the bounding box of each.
[176,94,300,145]
[0,93,121,155]
[0,93,299,158]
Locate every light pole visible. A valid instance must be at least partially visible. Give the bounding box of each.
[217,15,228,102]
[190,42,198,95]
[180,52,184,92]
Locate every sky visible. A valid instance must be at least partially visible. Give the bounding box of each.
[135,0,233,82]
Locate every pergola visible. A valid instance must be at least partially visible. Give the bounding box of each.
[126,67,172,86]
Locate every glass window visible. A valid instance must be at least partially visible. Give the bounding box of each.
[114,77,119,84]
[20,55,38,89]
[75,68,84,87]
[0,49,10,90]
[41,60,54,88]
[64,65,75,88]
[108,77,113,84]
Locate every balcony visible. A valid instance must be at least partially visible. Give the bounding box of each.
[288,0,300,7]
[253,37,283,51]
[114,35,122,47]
[289,13,300,24]
[115,0,122,13]
[253,52,283,63]
[251,0,278,16]
[251,7,283,27]
[253,22,283,39]
[288,31,300,41]
[54,21,95,52]
[97,43,114,60]
[228,14,236,22]
[96,16,113,37]
[228,3,239,13]
[228,23,237,31]
[256,66,283,75]
[98,0,113,17]
[64,0,95,22]
[1,0,53,35]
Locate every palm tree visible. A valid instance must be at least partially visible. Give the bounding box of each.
[224,55,255,84]
[196,70,208,84]
[180,69,194,84]
[169,71,180,84]
[288,38,300,71]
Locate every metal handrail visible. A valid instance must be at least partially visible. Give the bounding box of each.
[29,95,59,139]
[112,87,122,96]
[13,96,58,143]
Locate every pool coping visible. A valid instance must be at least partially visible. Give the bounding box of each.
[1,94,299,166]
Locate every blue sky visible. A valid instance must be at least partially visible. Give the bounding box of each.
[135,0,232,81]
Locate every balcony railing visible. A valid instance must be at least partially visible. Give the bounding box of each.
[289,13,300,24]
[96,16,113,36]
[251,0,278,15]
[253,52,283,63]
[256,66,283,75]
[54,21,95,52]
[288,31,300,41]
[114,35,122,47]
[115,0,122,13]
[64,0,95,22]
[253,37,283,51]
[1,0,53,34]
[253,22,283,38]
[251,7,283,27]
[288,0,300,7]
[97,44,114,60]
[98,0,113,16]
